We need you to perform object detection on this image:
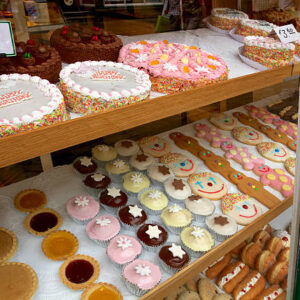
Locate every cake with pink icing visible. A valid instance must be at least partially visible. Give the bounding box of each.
[118,40,228,94]
[85,214,120,246]
[66,195,100,224]
[59,60,151,114]
[243,36,295,69]
[122,259,161,296]
[0,74,68,138]
[107,234,142,266]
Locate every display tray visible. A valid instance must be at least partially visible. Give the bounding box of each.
[0,94,295,300]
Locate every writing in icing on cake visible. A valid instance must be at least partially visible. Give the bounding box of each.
[0,90,31,108]
[91,70,125,81]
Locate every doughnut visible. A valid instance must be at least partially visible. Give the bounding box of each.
[216,261,249,294]
[267,261,289,285]
[265,236,283,257]
[278,248,290,262]
[241,242,262,269]
[255,250,276,276]
[230,241,247,259]
[257,285,286,300]
[281,277,288,290]
[204,253,232,279]
[233,270,266,300]
[252,230,271,248]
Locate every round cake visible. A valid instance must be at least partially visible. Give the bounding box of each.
[235,19,277,37]
[118,40,228,94]
[210,8,249,30]
[0,40,61,83]
[59,61,151,114]
[50,24,123,63]
[0,74,68,138]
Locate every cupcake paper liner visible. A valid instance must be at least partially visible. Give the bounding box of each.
[100,203,120,215]
[119,220,145,231]
[87,230,119,247]
[141,205,163,216]
[107,252,141,270]
[107,172,125,184]
[158,255,190,275]
[166,224,188,235]
[72,157,98,179]
[70,215,91,225]
[123,276,149,297]
[138,238,164,253]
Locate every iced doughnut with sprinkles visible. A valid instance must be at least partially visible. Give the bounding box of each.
[118,40,228,94]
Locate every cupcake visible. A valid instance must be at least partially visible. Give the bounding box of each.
[185,195,215,223]
[91,144,117,166]
[114,139,139,160]
[99,186,128,214]
[122,172,150,196]
[147,163,174,187]
[83,173,111,195]
[66,195,100,225]
[85,214,120,246]
[107,234,142,268]
[137,223,168,251]
[105,159,130,182]
[164,177,191,202]
[122,259,161,296]
[180,226,214,256]
[129,153,154,172]
[73,156,97,176]
[206,214,238,242]
[118,205,147,229]
[138,188,168,215]
[160,204,193,234]
[158,243,190,274]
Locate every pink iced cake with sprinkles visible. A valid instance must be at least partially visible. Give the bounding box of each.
[243,36,295,68]
[0,73,68,138]
[118,40,228,94]
[59,60,151,114]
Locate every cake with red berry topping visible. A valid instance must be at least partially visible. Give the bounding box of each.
[50,24,122,63]
[0,40,61,83]
[118,40,228,94]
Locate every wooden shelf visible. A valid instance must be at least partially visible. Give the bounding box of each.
[141,196,293,300]
[0,65,293,168]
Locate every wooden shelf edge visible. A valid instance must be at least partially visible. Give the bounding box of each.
[0,65,293,168]
[140,196,293,300]
[292,61,300,76]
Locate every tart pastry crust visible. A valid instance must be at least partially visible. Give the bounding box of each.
[81,282,123,300]
[14,189,47,212]
[0,227,17,263]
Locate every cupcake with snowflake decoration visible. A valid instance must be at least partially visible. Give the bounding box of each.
[123,171,150,196]
[92,144,117,166]
[73,156,97,177]
[66,195,100,225]
[105,158,130,183]
[86,214,121,246]
[138,188,168,215]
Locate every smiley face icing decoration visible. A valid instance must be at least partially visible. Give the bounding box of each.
[221,193,262,225]
[257,142,289,163]
[139,136,171,158]
[194,123,233,148]
[159,153,196,177]
[188,172,228,200]
[209,113,237,131]
[232,127,263,145]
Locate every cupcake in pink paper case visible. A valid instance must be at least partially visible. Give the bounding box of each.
[86,214,120,246]
[66,195,99,225]
[107,234,142,268]
[122,259,161,296]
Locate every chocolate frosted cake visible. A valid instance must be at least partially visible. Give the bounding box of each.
[50,24,122,63]
[0,40,61,83]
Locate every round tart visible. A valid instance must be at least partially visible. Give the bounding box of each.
[14,189,47,212]
[59,254,100,290]
[24,208,62,236]
[42,230,78,260]
[0,227,17,263]
[81,282,123,300]
[0,262,38,300]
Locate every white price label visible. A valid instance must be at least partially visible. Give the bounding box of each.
[0,21,16,57]
[274,24,299,44]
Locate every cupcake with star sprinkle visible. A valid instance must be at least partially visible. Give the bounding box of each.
[138,188,168,215]
[105,158,130,182]
[73,156,97,177]
[86,214,121,246]
[122,259,161,296]
[66,195,100,224]
[99,186,128,214]
[123,171,150,196]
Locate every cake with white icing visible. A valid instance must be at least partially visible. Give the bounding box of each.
[59,61,151,114]
[210,8,248,30]
[235,19,277,37]
[0,74,68,137]
[243,36,295,68]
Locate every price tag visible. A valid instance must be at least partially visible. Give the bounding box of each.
[0,21,16,57]
[274,24,299,44]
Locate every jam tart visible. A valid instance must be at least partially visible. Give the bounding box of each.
[42,230,78,260]
[14,189,47,212]
[81,282,123,300]
[24,208,62,236]
[0,227,17,263]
